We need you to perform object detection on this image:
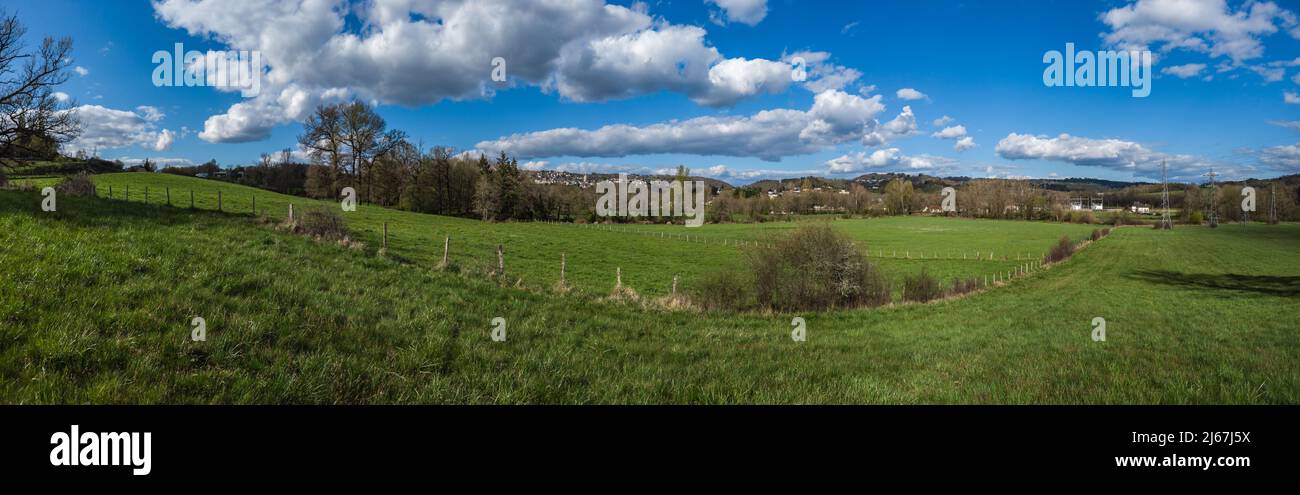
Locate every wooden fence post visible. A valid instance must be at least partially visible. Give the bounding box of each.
[672,275,678,296]
[166,187,171,206]
[217,191,222,211]
[190,190,194,208]
[440,235,450,268]
[382,222,388,249]
[144,187,149,203]
[497,244,504,274]
[288,204,294,223]
[108,185,113,198]
[125,185,129,201]
[560,253,566,285]
[615,267,622,289]
[251,194,256,215]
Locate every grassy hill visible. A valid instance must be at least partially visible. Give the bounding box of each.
[87,173,1099,297]
[1,174,1297,404]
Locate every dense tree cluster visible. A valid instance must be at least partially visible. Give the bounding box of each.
[706,176,1300,224]
[290,102,590,220]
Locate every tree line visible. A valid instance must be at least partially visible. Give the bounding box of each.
[707,176,1299,224]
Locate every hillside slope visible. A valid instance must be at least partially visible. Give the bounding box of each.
[88,173,1097,296]
[1,184,1297,404]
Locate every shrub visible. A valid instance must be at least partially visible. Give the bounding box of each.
[296,206,349,240]
[1068,210,1095,224]
[748,224,890,311]
[1101,227,1111,237]
[691,268,753,311]
[1044,235,1075,264]
[56,174,97,197]
[1187,211,1204,225]
[902,269,943,303]
[946,277,981,298]
[1089,229,1102,241]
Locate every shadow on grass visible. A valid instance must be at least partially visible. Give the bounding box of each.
[1128,269,1300,297]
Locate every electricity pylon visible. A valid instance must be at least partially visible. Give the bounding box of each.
[1204,169,1219,228]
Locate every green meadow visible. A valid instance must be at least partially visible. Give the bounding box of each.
[1,173,1297,404]
[88,173,1098,296]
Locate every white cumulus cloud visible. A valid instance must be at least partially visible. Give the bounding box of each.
[705,0,768,26]
[1162,63,1207,78]
[151,0,842,144]
[895,87,927,100]
[61,105,178,154]
[995,132,1224,180]
[476,89,886,161]
[954,136,977,152]
[1100,0,1300,65]
[825,148,956,174]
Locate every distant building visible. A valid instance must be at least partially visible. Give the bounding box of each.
[1131,202,1151,214]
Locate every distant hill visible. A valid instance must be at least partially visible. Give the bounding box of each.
[526,170,733,192]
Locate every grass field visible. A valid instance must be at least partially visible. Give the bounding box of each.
[1,174,1298,404]
[87,173,1099,297]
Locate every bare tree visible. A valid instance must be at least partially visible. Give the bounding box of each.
[0,9,80,177]
[297,104,346,193]
[340,100,404,202]
[298,101,404,201]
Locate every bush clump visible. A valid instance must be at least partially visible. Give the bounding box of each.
[295,206,350,241]
[902,269,943,303]
[1043,235,1075,264]
[56,174,97,197]
[1089,229,1102,241]
[746,224,891,311]
[691,269,754,311]
[947,277,981,298]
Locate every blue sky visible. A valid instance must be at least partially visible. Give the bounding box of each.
[13,0,1300,183]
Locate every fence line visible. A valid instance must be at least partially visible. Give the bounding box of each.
[533,218,1039,262]
[80,184,1087,302]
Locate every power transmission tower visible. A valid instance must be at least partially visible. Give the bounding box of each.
[1158,160,1172,229]
[1204,169,1219,228]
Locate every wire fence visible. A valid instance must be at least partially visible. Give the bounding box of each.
[535,219,1048,262]
[84,182,1087,298]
